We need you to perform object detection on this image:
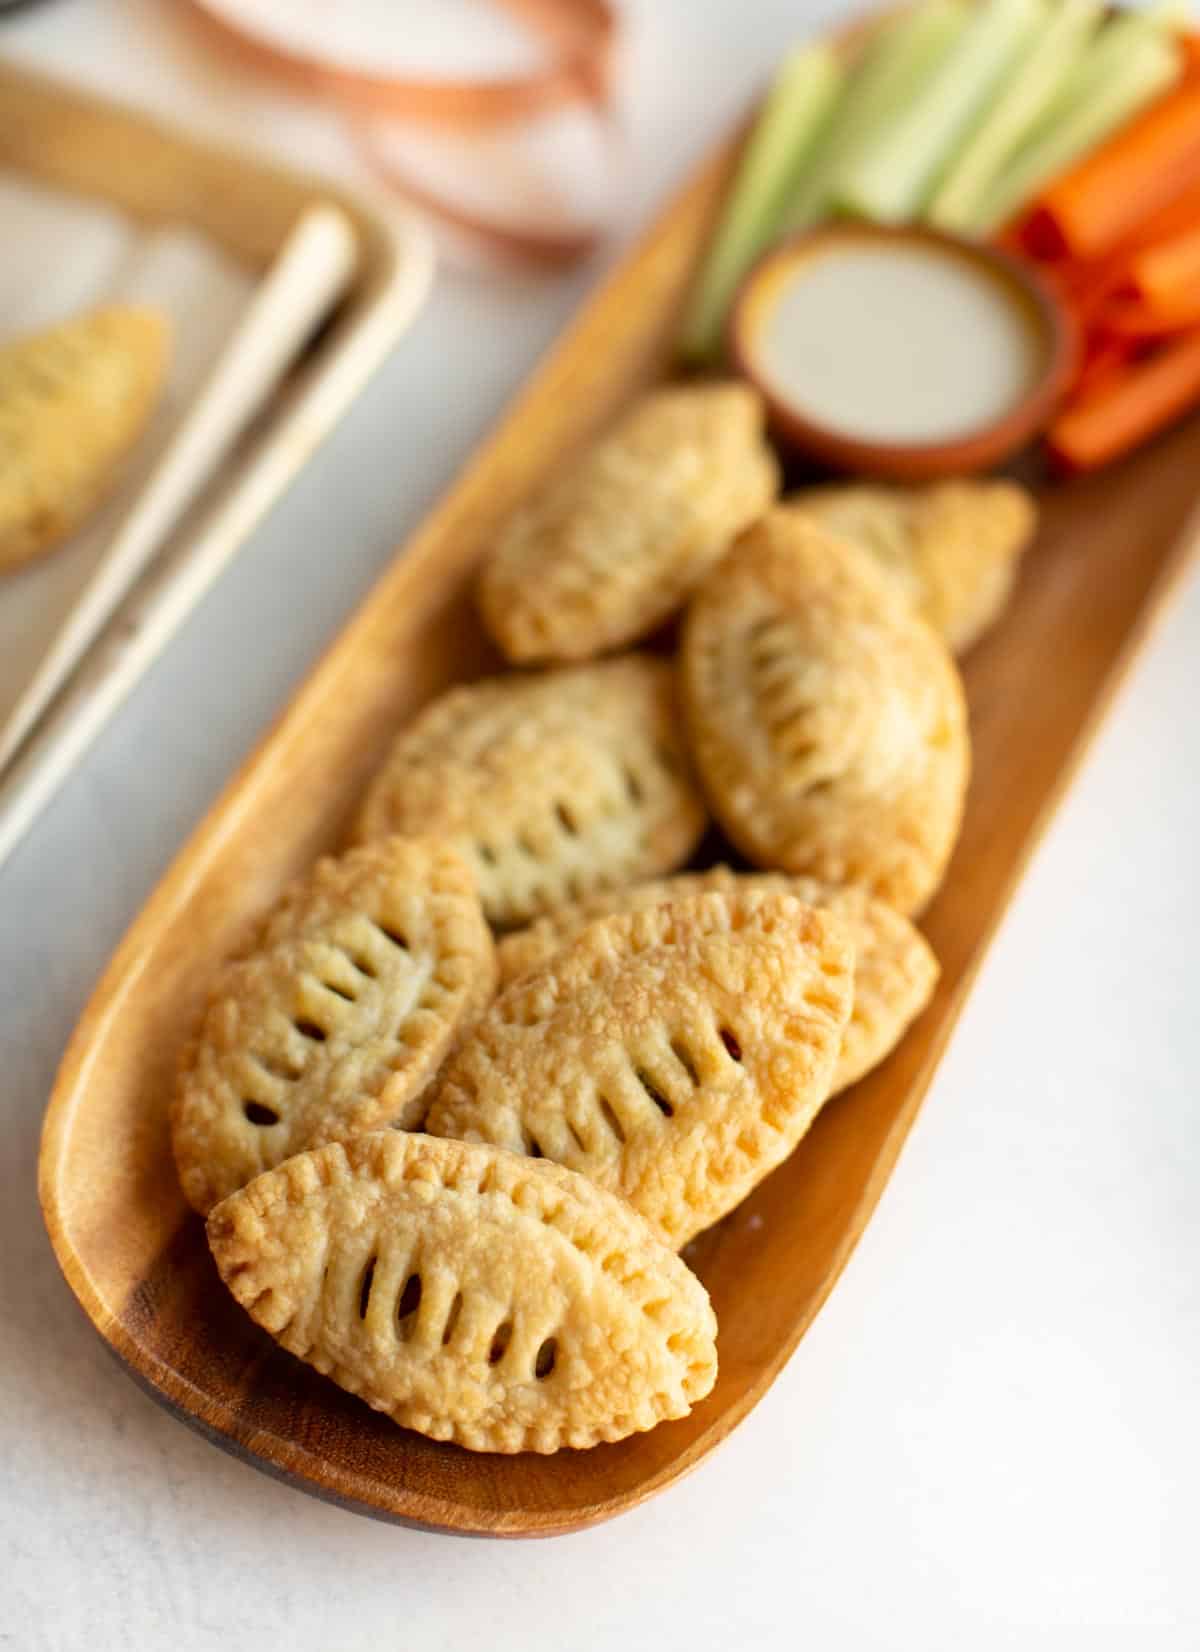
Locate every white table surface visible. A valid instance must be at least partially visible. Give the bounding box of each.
[3,3,1198,1648]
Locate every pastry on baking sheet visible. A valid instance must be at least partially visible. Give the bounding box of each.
[352,654,707,927]
[785,478,1036,654]
[681,511,970,915]
[496,865,938,1095]
[207,1131,718,1453]
[476,383,779,664]
[428,890,854,1249]
[172,838,496,1215]
[0,305,169,572]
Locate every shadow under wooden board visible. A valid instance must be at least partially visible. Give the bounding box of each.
[39,102,1200,1535]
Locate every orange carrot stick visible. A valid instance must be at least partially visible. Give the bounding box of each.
[1048,328,1200,471]
[1071,332,1138,399]
[1106,175,1200,255]
[1060,259,1128,320]
[1180,32,1200,77]
[1021,82,1200,261]
[1027,177,1200,323]
[1094,296,1200,339]
[1125,221,1200,312]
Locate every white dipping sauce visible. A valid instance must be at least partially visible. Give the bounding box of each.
[757,240,1045,445]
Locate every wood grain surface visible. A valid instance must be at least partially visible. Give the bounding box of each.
[38,74,1200,1537]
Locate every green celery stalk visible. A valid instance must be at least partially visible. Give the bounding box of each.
[781,0,968,232]
[926,0,1102,233]
[837,0,1046,224]
[679,44,843,363]
[970,26,1183,235]
[1037,0,1185,120]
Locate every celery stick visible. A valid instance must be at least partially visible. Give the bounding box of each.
[970,31,1182,234]
[679,45,843,363]
[926,0,1102,233]
[781,0,968,232]
[1039,0,1185,120]
[837,0,1045,224]
[1014,0,1184,140]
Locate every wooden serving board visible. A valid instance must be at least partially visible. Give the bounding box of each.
[39,104,1200,1537]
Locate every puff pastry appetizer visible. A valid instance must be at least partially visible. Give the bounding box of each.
[681,511,970,914]
[785,479,1036,654]
[208,1131,718,1453]
[173,838,496,1215]
[477,383,778,663]
[0,304,169,572]
[429,890,854,1248]
[353,654,707,926]
[496,865,938,1095]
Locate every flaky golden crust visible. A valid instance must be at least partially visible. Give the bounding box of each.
[681,513,970,915]
[496,866,938,1093]
[785,479,1036,654]
[172,839,496,1215]
[476,383,779,663]
[428,891,854,1248]
[0,305,169,572]
[207,1132,717,1453]
[351,655,707,926]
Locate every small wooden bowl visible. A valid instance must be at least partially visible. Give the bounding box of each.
[728,222,1078,481]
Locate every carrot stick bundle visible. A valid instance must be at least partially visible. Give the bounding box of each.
[1015,173,1200,390]
[1015,175,1200,284]
[1048,328,1200,470]
[1095,298,1200,339]
[1179,31,1200,76]
[1021,80,1200,260]
[1124,222,1200,314]
[1071,332,1138,399]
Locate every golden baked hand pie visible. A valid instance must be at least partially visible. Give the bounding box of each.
[785,479,1036,654]
[0,305,169,572]
[428,890,854,1248]
[352,654,707,927]
[476,383,779,664]
[207,1132,718,1453]
[496,865,938,1094]
[681,512,970,915]
[172,838,496,1215]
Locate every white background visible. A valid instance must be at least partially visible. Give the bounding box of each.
[2,2,1198,1647]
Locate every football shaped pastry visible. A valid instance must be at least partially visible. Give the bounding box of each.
[785,479,1036,654]
[476,383,779,664]
[172,838,496,1215]
[0,304,169,571]
[495,866,938,1095]
[207,1132,718,1453]
[681,511,970,915]
[428,890,854,1248]
[352,654,707,927]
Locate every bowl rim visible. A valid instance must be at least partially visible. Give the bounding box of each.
[726,219,1080,481]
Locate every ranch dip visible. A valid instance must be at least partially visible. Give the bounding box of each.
[752,235,1048,445]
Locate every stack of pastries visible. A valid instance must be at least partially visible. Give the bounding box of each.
[175,382,1035,1453]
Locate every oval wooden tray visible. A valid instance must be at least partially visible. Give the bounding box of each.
[39,98,1200,1537]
